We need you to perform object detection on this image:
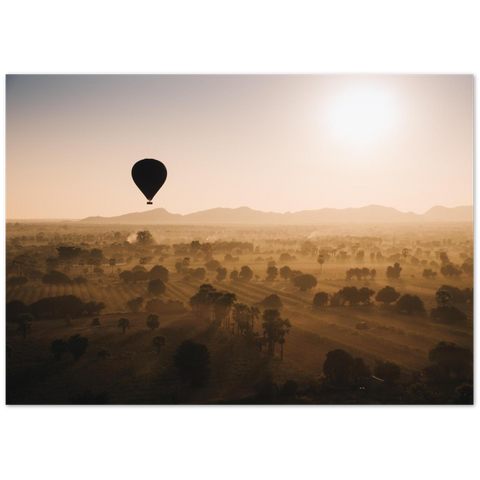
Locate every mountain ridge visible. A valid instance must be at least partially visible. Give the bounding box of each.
[77,204,473,225]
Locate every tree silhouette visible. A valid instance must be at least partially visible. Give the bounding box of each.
[118,318,130,333]
[152,335,166,354]
[146,314,160,330]
[18,313,33,339]
[239,266,254,282]
[260,294,283,309]
[216,267,227,282]
[436,290,452,307]
[266,266,278,281]
[428,342,472,381]
[395,294,425,315]
[109,258,116,274]
[386,263,402,279]
[375,286,400,305]
[374,360,401,383]
[173,340,211,386]
[67,334,88,361]
[97,348,110,360]
[148,279,166,296]
[136,230,154,245]
[317,254,325,271]
[126,297,143,313]
[279,265,293,280]
[323,349,354,385]
[51,339,69,361]
[292,274,317,291]
[262,309,291,357]
[313,291,329,307]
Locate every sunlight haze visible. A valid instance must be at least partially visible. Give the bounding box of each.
[6,75,473,219]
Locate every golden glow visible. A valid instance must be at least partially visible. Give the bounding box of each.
[327,86,399,147]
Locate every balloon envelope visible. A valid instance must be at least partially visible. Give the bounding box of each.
[131,159,167,204]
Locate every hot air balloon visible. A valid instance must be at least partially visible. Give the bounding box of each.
[131,158,167,205]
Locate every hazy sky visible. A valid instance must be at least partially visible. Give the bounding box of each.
[6,75,473,219]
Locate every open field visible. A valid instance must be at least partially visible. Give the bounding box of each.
[6,222,474,404]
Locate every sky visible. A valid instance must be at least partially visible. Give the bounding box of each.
[6,75,473,219]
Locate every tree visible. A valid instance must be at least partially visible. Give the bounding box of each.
[323,349,354,385]
[435,290,452,307]
[239,266,253,282]
[118,318,130,333]
[266,266,278,281]
[149,265,169,282]
[126,297,143,313]
[84,301,106,316]
[51,339,69,361]
[42,270,72,285]
[453,383,473,405]
[395,294,425,315]
[146,314,160,330]
[440,264,463,277]
[337,286,360,306]
[97,348,110,360]
[428,342,472,381]
[109,258,116,274]
[6,276,28,287]
[260,294,283,309]
[317,254,325,271]
[68,334,88,361]
[205,259,221,271]
[173,340,211,386]
[422,268,437,279]
[313,291,329,307]
[292,274,317,291]
[230,269,239,281]
[18,313,33,339]
[148,279,166,296]
[430,306,467,324]
[136,230,154,245]
[352,358,372,384]
[152,335,166,354]
[386,262,402,279]
[261,309,291,357]
[91,317,100,326]
[216,267,227,282]
[375,286,400,305]
[6,300,29,321]
[374,360,401,383]
[358,287,375,305]
[279,265,292,280]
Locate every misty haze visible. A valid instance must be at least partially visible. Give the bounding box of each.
[5,75,473,405]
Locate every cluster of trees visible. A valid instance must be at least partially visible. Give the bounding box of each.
[51,334,89,361]
[313,286,375,307]
[386,262,402,279]
[312,286,426,315]
[345,267,377,280]
[189,284,292,360]
[120,264,169,284]
[6,296,105,321]
[322,339,472,398]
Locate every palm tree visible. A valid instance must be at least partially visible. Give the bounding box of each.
[153,335,166,354]
[109,258,116,274]
[18,313,33,339]
[317,254,325,271]
[118,318,130,333]
[261,309,291,358]
[79,258,85,276]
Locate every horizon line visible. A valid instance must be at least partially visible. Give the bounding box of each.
[5,203,474,222]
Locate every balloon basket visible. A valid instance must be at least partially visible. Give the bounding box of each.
[147,201,153,205]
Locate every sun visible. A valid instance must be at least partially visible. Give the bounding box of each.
[326,86,398,147]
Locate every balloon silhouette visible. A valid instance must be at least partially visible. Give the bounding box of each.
[131,159,167,205]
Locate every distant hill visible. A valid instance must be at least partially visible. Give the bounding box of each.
[422,205,473,222]
[77,205,473,225]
